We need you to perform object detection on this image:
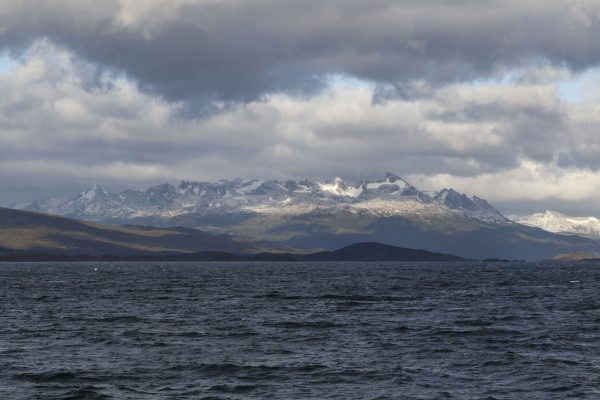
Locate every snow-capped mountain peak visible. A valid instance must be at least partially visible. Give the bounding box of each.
[433,188,507,223]
[80,184,110,201]
[515,210,600,238]
[319,176,361,197]
[384,172,403,182]
[356,173,419,199]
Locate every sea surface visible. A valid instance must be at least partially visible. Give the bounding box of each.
[1,262,599,399]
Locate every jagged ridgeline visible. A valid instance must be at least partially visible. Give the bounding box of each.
[17,173,600,260]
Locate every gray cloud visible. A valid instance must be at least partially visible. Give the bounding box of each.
[1,40,598,212]
[2,0,600,103]
[2,1,600,217]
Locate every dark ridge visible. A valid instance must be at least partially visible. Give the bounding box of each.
[0,242,467,262]
[309,242,467,262]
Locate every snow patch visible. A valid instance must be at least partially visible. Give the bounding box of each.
[237,180,265,194]
[318,177,361,197]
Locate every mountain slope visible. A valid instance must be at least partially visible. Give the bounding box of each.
[514,210,600,239]
[234,209,599,260]
[433,188,507,223]
[0,207,286,256]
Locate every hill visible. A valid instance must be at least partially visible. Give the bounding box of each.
[300,242,466,262]
[0,207,286,256]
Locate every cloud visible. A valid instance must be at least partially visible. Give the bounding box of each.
[2,1,600,217]
[2,39,600,213]
[1,0,600,103]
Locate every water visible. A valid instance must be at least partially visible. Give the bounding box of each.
[1,262,599,399]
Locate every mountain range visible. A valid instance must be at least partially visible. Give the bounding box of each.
[15,173,600,260]
[20,173,507,224]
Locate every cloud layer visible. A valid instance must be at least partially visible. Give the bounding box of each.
[1,1,600,215]
[2,0,600,102]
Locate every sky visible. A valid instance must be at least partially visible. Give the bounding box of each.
[1,0,600,216]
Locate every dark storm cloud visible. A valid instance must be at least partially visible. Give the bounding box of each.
[2,0,600,102]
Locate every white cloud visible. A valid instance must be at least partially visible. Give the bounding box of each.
[1,40,600,215]
[410,162,600,202]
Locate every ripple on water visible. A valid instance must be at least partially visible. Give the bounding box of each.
[1,261,599,399]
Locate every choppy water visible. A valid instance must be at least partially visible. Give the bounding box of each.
[1,262,600,399]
